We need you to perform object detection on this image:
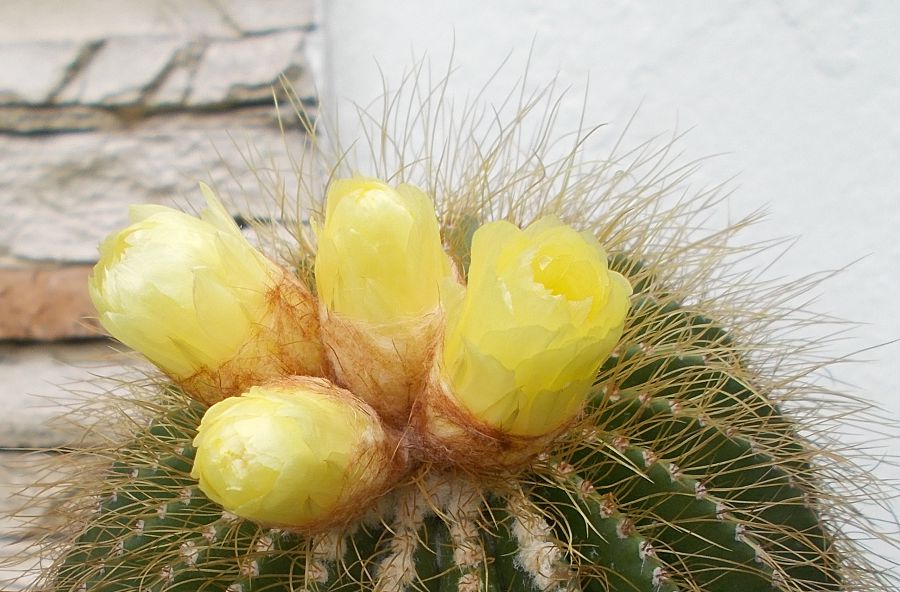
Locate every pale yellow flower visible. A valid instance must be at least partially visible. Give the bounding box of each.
[314,176,453,425]
[191,377,402,529]
[89,184,326,405]
[440,216,632,437]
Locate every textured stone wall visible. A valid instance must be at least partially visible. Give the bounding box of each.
[0,2,318,583]
[0,1,316,266]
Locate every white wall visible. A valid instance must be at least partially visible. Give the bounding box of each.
[321,0,900,555]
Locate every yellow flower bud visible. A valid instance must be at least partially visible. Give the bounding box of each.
[314,176,453,425]
[420,216,631,466]
[315,176,450,322]
[89,184,326,405]
[191,377,404,530]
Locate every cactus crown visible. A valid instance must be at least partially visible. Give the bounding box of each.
[7,64,900,592]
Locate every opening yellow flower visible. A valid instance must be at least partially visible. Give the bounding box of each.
[438,216,632,439]
[89,184,326,405]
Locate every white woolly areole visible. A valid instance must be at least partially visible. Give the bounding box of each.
[375,480,433,591]
[447,478,484,569]
[304,530,347,585]
[312,530,346,563]
[457,572,482,592]
[507,488,565,591]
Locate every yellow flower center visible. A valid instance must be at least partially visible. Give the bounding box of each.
[531,245,593,301]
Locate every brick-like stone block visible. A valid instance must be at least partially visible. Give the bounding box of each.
[0,265,99,341]
[0,109,310,262]
[2,31,314,110]
[0,1,315,44]
[0,342,139,448]
[187,30,307,106]
[0,41,85,104]
[219,0,316,33]
[58,37,184,106]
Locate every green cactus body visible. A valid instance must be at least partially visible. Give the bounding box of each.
[44,255,845,592]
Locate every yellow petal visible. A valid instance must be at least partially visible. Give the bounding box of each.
[198,182,243,236]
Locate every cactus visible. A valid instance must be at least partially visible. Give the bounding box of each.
[31,255,884,592]
[12,71,899,592]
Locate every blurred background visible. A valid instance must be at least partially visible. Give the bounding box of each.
[2,0,898,585]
